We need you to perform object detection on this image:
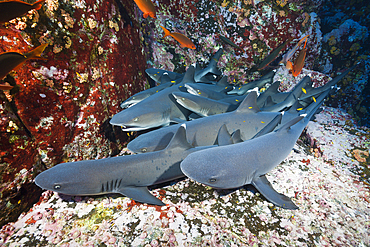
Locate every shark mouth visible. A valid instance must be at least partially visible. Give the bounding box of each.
[120,125,146,131]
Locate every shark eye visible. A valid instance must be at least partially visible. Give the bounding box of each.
[140,148,147,153]
[181,98,186,101]
[133,117,139,122]
[54,185,61,190]
[209,178,216,183]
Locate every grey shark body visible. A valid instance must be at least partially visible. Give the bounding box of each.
[185,83,233,100]
[120,81,175,108]
[35,125,219,206]
[194,48,223,83]
[299,65,354,101]
[180,87,331,209]
[110,66,197,131]
[127,91,281,153]
[172,92,237,117]
[227,70,275,95]
[145,68,183,84]
[180,116,305,209]
[260,76,311,112]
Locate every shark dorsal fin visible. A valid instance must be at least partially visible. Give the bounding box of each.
[276,116,304,133]
[165,124,193,150]
[263,95,275,107]
[216,124,233,146]
[287,100,302,114]
[266,80,280,94]
[231,129,243,143]
[181,65,196,84]
[235,91,260,113]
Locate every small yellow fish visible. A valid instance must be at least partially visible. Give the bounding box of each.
[312,96,316,102]
[302,88,307,94]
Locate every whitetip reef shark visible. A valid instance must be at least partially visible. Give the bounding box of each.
[111,49,225,131]
[180,88,331,209]
[110,66,195,131]
[127,91,282,153]
[35,124,236,206]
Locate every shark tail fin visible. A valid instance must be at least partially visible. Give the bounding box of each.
[276,116,304,133]
[252,114,282,139]
[303,88,331,121]
[165,124,193,150]
[205,49,223,75]
[235,91,260,113]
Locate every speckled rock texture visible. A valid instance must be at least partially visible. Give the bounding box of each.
[0,0,369,244]
[1,104,369,246]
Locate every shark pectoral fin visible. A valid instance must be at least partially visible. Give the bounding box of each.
[171,118,186,124]
[251,175,298,210]
[118,186,165,206]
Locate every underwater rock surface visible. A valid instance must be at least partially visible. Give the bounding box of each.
[0,0,146,226]
[1,105,369,246]
[0,0,369,244]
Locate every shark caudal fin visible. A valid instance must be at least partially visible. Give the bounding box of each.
[180,65,196,84]
[251,114,282,139]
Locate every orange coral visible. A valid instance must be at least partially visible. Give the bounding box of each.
[302,12,310,27]
[352,149,369,163]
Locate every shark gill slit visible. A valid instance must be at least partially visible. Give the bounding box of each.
[162,108,171,121]
[101,178,122,192]
[200,107,208,116]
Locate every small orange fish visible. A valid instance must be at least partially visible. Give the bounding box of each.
[160,26,196,50]
[133,0,156,18]
[0,0,45,24]
[0,43,48,80]
[281,34,309,65]
[286,36,308,77]
[0,83,13,90]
